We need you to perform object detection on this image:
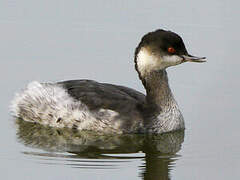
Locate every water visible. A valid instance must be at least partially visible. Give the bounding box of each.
[0,0,239,179]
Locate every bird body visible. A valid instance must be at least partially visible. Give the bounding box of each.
[11,29,205,134]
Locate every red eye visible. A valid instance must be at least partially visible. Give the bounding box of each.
[168,47,176,54]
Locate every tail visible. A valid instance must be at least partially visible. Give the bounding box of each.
[10,81,93,129]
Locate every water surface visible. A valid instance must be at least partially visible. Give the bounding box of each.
[0,0,239,179]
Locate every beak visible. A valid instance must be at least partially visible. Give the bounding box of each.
[182,54,206,63]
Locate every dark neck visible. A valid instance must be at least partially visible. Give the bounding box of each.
[135,60,184,133]
[143,70,175,111]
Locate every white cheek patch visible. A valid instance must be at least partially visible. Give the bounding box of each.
[161,55,183,68]
[137,48,163,76]
[136,48,183,76]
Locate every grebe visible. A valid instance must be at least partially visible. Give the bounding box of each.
[11,29,206,134]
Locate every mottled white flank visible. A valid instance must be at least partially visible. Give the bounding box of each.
[136,48,183,76]
[11,81,121,133]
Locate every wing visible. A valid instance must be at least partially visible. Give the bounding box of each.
[58,79,146,114]
[57,80,146,133]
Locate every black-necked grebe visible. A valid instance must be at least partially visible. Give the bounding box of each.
[11,29,206,134]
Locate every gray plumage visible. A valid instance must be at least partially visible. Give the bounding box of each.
[11,29,205,134]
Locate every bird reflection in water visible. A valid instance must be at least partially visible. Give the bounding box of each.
[16,118,184,180]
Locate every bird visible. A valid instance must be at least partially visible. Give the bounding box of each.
[11,29,206,134]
